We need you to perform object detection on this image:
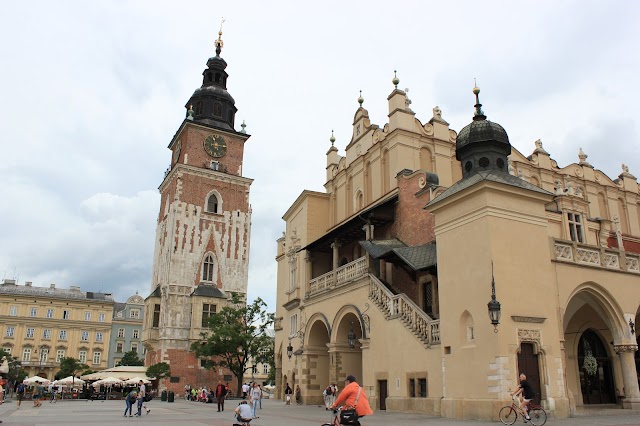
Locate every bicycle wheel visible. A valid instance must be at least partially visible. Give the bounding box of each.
[499,405,517,425]
[528,407,547,426]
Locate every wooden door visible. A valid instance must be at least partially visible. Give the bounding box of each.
[517,343,542,405]
[378,380,387,410]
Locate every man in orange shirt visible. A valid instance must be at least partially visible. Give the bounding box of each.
[331,375,373,419]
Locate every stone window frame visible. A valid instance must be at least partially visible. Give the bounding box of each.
[202,252,216,283]
[92,351,101,365]
[406,371,428,398]
[130,309,140,319]
[205,189,223,214]
[78,350,87,363]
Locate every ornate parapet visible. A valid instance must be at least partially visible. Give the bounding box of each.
[552,238,640,273]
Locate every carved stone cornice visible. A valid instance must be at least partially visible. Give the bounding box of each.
[614,344,638,354]
[518,329,541,346]
[511,316,546,324]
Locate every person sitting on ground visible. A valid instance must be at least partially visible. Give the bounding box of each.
[234,400,253,425]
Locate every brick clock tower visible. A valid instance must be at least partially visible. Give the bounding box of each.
[142,31,252,392]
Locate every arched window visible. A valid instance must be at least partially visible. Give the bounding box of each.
[195,101,204,115]
[207,194,219,213]
[208,73,213,82]
[215,73,221,83]
[213,102,222,117]
[202,254,215,282]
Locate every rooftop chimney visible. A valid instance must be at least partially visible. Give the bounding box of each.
[25,281,32,287]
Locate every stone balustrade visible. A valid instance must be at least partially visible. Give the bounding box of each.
[369,274,440,347]
[553,239,640,273]
[307,256,368,296]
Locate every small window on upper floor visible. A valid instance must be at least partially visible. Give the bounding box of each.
[207,194,219,214]
[213,102,222,117]
[568,212,584,243]
[215,73,221,83]
[195,101,204,115]
[202,254,215,282]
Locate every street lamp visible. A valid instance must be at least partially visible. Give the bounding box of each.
[287,339,293,359]
[347,323,356,349]
[487,263,501,333]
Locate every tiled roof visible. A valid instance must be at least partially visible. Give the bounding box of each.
[426,169,553,207]
[359,239,406,258]
[0,283,114,302]
[390,242,437,271]
[192,284,227,299]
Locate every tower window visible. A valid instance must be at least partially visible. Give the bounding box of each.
[208,72,213,82]
[152,304,160,328]
[228,110,234,125]
[202,303,217,327]
[215,73,221,83]
[213,102,222,117]
[207,194,219,213]
[202,254,215,282]
[479,157,490,168]
[196,102,204,115]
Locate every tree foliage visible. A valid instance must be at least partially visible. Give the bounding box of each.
[55,357,89,380]
[146,362,171,380]
[117,350,144,366]
[0,349,28,385]
[191,294,274,392]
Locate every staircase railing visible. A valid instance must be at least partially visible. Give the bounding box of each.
[308,256,368,297]
[369,274,440,347]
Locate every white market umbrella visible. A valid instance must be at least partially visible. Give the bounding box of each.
[23,376,51,385]
[93,377,124,387]
[123,377,151,385]
[53,376,85,386]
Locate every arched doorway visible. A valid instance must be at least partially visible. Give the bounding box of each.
[305,317,331,405]
[578,329,616,404]
[333,312,363,384]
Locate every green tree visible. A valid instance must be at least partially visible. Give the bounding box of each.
[191,294,274,392]
[117,350,144,366]
[146,362,171,380]
[0,349,28,388]
[54,357,89,381]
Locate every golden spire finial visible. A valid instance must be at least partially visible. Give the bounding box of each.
[214,17,225,55]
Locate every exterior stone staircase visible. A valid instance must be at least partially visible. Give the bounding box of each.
[368,274,441,348]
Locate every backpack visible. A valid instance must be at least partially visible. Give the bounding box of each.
[17,383,25,394]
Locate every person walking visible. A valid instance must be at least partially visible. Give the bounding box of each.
[32,381,43,407]
[295,385,302,405]
[284,383,293,405]
[215,381,227,412]
[241,383,249,399]
[136,380,149,416]
[0,380,4,424]
[249,382,261,419]
[15,382,25,409]
[124,390,137,417]
[258,384,263,409]
[323,384,332,410]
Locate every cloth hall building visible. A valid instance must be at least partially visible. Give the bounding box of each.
[274,80,640,420]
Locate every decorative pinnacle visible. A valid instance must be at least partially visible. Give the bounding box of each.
[240,120,247,134]
[330,130,336,146]
[214,17,226,56]
[187,104,194,121]
[472,79,485,120]
[392,70,400,89]
[357,90,364,106]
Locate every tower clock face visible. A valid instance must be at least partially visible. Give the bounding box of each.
[172,139,181,164]
[204,134,227,158]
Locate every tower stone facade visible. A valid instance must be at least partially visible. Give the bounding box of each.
[142,32,252,392]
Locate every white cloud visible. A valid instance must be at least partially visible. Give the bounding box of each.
[1,1,639,312]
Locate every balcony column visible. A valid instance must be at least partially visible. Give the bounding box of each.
[331,240,340,269]
[305,252,312,291]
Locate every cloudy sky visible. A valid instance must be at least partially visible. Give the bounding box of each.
[1,1,639,312]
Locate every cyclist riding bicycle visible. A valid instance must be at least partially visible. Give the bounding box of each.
[511,374,535,422]
[330,375,373,423]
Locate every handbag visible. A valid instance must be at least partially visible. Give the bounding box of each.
[339,387,362,425]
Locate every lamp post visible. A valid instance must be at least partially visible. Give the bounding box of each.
[487,263,501,333]
[287,339,293,359]
[347,323,356,349]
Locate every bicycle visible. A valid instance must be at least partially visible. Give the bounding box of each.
[322,406,361,426]
[499,396,547,426]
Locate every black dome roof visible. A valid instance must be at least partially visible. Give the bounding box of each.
[456,119,509,152]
